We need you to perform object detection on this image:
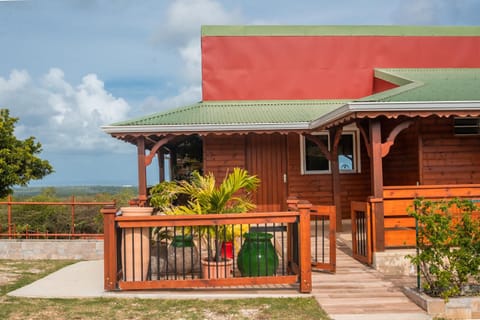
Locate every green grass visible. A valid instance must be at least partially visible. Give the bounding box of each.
[0,260,330,320]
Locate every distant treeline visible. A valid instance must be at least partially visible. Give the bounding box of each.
[13,185,138,199]
[1,186,139,236]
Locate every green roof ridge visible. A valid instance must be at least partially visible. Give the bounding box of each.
[202,25,480,37]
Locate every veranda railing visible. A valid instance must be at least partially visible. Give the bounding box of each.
[102,201,316,293]
[0,195,115,239]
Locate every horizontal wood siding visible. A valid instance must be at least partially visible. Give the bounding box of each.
[286,133,371,219]
[421,117,480,185]
[203,135,246,180]
[383,120,419,186]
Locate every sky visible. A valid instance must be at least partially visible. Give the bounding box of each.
[1,0,480,187]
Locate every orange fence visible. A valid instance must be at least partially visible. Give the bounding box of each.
[102,201,326,293]
[351,184,480,264]
[0,195,115,239]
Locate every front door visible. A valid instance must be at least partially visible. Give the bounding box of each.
[246,134,288,212]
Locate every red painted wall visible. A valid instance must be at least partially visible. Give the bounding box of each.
[202,36,480,100]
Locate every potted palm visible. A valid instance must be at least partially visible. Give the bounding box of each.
[149,168,259,279]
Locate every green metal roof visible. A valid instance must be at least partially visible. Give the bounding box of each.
[202,25,480,37]
[360,68,480,102]
[111,100,347,127]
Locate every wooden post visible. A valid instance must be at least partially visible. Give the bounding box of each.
[158,151,165,182]
[330,128,343,232]
[286,196,299,273]
[71,195,75,235]
[297,200,312,293]
[102,205,118,291]
[137,137,148,205]
[7,195,12,239]
[369,119,385,252]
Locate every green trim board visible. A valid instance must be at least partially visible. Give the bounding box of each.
[202,25,480,37]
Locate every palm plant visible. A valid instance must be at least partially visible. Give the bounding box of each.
[149,168,260,261]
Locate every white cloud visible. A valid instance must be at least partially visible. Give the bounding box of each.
[0,68,131,153]
[150,0,242,88]
[140,85,202,113]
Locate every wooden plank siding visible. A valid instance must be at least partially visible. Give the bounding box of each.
[383,120,420,186]
[203,135,246,181]
[420,117,480,185]
[245,134,288,212]
[286,133,371,219]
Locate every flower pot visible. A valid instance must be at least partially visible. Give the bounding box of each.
[167,235,199,275]
[237,232,279,277]
[120,206,153,281]
[201,258,233,279]
[150,241,168,278]
[221,241,234,259]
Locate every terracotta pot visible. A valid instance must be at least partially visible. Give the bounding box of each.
[120,206,153,281]
[201,258,233,279]
[167,235,199,275]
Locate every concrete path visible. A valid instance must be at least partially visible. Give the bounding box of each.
[8,242,431,319]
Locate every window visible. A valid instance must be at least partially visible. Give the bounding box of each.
[301,131,360,174]
[454,117,480,135]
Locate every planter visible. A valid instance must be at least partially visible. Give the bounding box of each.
[201,258,233,279]
[237,232,279,277]
[150,241,168,278]
[120,206,153,281]
[167,234,199,275]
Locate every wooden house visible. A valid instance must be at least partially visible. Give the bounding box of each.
[103,26,480,259]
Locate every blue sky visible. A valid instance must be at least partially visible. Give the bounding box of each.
[1,0,479,187]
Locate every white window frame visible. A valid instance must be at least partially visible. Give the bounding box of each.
[300,126,361,175]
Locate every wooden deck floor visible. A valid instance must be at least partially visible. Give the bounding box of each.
[311,237,429,319]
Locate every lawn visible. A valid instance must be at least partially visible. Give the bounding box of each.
[0,260,330,320]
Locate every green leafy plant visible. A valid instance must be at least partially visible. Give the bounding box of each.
[408,198,480,299]
[149,168,260,261]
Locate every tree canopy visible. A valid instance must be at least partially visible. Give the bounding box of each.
[0,109,53,197]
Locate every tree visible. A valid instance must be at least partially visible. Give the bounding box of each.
[0,109,53,197]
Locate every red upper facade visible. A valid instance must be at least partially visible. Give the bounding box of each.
[201,26,480,101]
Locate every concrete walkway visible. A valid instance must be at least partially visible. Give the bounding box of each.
[8,243,431,319]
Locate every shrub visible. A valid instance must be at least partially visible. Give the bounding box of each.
[408,198,480,299]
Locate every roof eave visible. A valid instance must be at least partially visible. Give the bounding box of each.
[310,100,480,129]
[102,122,311,135]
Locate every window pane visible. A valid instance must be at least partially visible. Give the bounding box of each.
[305,137,329,171]
[338,134,354,171]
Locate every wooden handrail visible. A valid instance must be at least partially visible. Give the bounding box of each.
[103,202,317,293]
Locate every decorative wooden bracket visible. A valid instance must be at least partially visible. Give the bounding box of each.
[304,134,332,161]
[356,120,371,158]
[356,120,413,159]
[304,128,343,162]
[145,136,174,166]
[381,120,413,158]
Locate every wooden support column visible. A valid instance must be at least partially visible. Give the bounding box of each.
[137,136,148,205]
[158,151,165,182]
[102,205,118,291]
[297,200,312,293]
[369,119,385,252]
[329,128,343,232]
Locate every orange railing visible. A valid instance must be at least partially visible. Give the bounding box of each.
[0,195,115,239]
[351,184,480,263]
[102,201,321,293]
